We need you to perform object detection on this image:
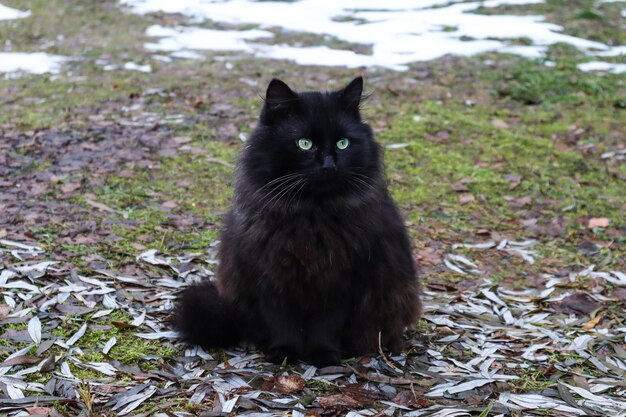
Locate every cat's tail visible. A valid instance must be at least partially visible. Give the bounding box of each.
[170,281,244,349]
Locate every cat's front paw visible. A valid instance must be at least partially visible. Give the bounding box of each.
[306,347,341,367]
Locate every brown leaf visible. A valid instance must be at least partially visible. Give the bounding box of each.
[30,183,48,195]
[436,130,450,140]
[111,321,135,330]
[60,182,81,193]
[553,293,602,315]
[451,181,469,192]
[416,248,442,265]
[458,194,475,204]
[85,199,115,213]
[491,118,509,129]
[588,218,609,228]
[0,304,9,320]
[504,174,523,190]
[504,174,523,182]
[583,312,604,330]
[319,393,363,409]
[610,288,626,301]
[172,136,193,145]
[161,200,178,209]
[506,195,532,207]
[0,355,42,367]
[274,374,305,394]
[26,407,61,417]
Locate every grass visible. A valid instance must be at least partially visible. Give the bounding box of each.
[1,0,626,415]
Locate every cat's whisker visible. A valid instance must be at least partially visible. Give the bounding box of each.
[348,170,375,182]
[268,179,305,213]
[261,178,305,213]
[256,174,304,203]
[286,180,307,211]
[346,178,370,196]
[256,173,303,194]
[273,179,305,212]
[347,174,376,195]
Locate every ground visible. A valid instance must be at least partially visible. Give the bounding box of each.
[0,0,625,416]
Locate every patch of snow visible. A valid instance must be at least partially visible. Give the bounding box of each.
[0,3,68,76]
[0,52,67,75]
[594,45,626,57]
[170,50,204,60]
[578,61,626,74]
[121,0,626,70]
[145,25,273,52]
[123,61,152,72]
[0,3,29,20]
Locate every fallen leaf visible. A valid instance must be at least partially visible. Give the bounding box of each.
[416,248,442,265]
[491,118,509,129]
[85,199,115,213]
[27,316,42,344]
[458,194,475,204]
[161,200,178,209]
[172,136,193,145]
[504,174,524,190]
[553,293,602,315]
[274,374,305,394]
[319,393,363,409]
[66,323,87,346]
[0,355,42,367]
[26,407,61,417]
[60,183,81,193]
[0,304,9,320]
[583,312,604,330]
[588,218,609,228]
[451,181,469,192]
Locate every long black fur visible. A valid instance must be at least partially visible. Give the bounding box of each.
[172,77,421,366]
[170,281,243,349]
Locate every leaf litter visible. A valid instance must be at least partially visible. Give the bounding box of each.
[1,238,625,416]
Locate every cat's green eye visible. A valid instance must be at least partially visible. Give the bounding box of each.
[297,138,313,150]
[336,138,350,150]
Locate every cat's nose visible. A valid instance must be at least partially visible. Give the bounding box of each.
[321,155,336,174]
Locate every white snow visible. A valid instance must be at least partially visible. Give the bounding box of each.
[0,3,29,20]
[0,3,67,76]
[123,61,152,72]
[0,52,67,75]
[121,0,626,70]
[578,61,626,74]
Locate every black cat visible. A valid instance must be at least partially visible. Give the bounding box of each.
[172,77,421,366]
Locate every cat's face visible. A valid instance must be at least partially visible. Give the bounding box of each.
[242,77,381,204]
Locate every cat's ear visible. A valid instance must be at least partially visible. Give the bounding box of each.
[337,76,364,117]
[261,79,298,124]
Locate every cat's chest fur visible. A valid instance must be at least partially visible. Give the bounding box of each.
[241,205,372,289]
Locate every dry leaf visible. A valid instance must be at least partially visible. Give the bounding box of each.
[491,118,509,129]
[60,183,81,193]
[553,293,602,315]
[26,407,61,417]
[583,312,604,330]
[85,199,115,213]
[27,316,42,344]
[451,181,469,192]
[274,374,305,394]
[417,248,442,265]
[161,200,178,209]
[0,304,9,320]
[458,194,475,204]
[588,218,609,228]
[319,393,363,409]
